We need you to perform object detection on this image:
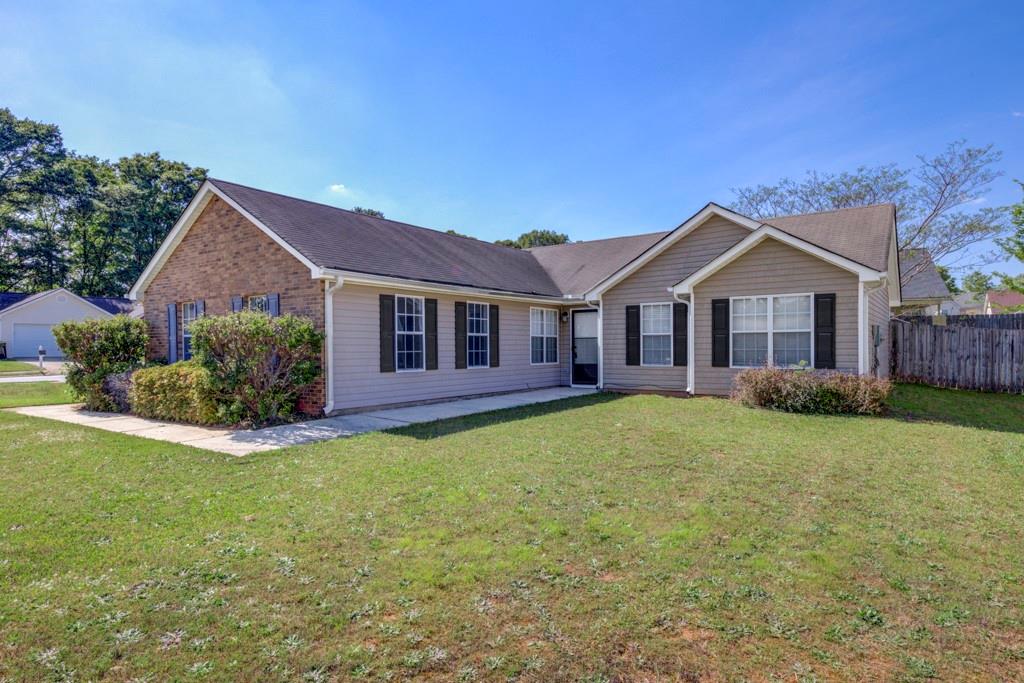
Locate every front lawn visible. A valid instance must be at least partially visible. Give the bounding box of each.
[0,360,40,375]
[0,384,1021,681]
[0,381,73,408]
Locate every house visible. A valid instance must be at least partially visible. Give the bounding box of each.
[896,250,952,314]
[0,288,133,358]
[128,179,903,414]
[944,291,985,315]
[984,290,1024,314]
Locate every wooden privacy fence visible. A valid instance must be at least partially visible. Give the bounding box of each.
[891,319,1024,392]
[903,313,1024,330]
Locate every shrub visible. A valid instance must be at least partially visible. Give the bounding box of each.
[190,312,323,426]
[53,316,148,411]
[129,361,219,425]
[732,367,891,415]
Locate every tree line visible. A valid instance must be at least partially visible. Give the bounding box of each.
[0,108,206,297]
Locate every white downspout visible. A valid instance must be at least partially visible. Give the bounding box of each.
[595,297,603,389]
[673,289,694,394]
[323,277,344,414]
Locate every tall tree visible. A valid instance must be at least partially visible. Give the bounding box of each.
[496,229,570,249]
[0,108,67,289]
[105,153,206,293]
[961,270,994,294]
[935,264,960,294]
[730,141,1010,280]
[994,180,1024,307]
[351,206,385,218]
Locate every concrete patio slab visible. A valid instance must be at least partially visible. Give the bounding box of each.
[0,374,66,383]
[7,386,596,456]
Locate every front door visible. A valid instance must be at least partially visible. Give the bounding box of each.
[571,309,599,386]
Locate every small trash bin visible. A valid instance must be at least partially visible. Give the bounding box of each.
[0,341,6,359]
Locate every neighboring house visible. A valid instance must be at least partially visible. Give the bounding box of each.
[0,288,133,358]
[944,291,985,315]
[128,179,903,413]
[984,290,1024,314]
[897,250,952,315]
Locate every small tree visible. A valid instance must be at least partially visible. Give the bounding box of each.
[53,316,148,410]
[961,270,994,294]
[190,312,323,426]
[995,180,1024,310]
[495,229,570,249]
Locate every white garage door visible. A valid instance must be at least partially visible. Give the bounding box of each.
[11,323,62,358]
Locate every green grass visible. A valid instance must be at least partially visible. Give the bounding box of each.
[0,384,1022,681]
[0,360,40,374]
[0,381,73,408]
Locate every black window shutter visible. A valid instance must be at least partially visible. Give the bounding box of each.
[268,293,280,317]
[231,295,243,312]
[625,305,640,366]
[489,304,500,367]
[425,298,438,370]
[814,293,836,369]
[379,294,395,373]
[167,303,178,363]
[673,302,688,367]
[196,299,205,317]
[711,299,730,367]
[454,302,467,369]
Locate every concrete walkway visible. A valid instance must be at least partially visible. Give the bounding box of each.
[10,387,596,456]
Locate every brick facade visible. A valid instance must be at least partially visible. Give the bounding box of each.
[140,196,326,414]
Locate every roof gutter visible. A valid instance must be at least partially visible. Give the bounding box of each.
[319,268,576,304]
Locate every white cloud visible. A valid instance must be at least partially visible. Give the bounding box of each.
[328,183,351,195]
[1014,112,1023,118]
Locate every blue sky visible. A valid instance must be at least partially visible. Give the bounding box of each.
[3,0,1022,276]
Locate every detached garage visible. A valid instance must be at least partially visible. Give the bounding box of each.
[0,289,134,359]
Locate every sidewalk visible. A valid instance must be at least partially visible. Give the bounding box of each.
[10,386,596,456]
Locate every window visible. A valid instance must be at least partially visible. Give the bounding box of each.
[641,303,672,366]
[247,294,270,313]
[395,295,425,371]
[467,302,489,368]
[181,302,197,360]
[731,294,812,368]
[530,308,558,364]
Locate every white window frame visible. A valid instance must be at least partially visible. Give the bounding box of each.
[247,294,270,313]
[640,302,673,367]
[395,294,426,373]
[530,307,559,365]
[466,301,490,369]
[181,301,197,360]
[729,293,814,369]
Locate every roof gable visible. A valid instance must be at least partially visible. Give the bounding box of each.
[899,250,951,301]
[0,288,115,318]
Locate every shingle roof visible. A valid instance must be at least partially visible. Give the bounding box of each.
[209,179,564,297]
[527,232,669,296]
[202,180,897,299]
[899,250,951,301]
[84,296,134,315]
[0,292,30,312]
[763,204,894,271]
[0,290,132,315]
[986,290,1024,311]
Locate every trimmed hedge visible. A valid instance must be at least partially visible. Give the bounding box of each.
[129,361,219,425]
[732,367,891,415]
[53,316,148,411]
[191,312,323,427]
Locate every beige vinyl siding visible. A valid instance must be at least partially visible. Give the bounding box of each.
[331,284,567,411]
[692,238,860,395]
[602,216,749,390]
[868,284,891,377]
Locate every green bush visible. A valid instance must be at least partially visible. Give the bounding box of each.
[732,367,892,415]
[129,361,219,425]
[191,312,323,426]
[53,316,148,411]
